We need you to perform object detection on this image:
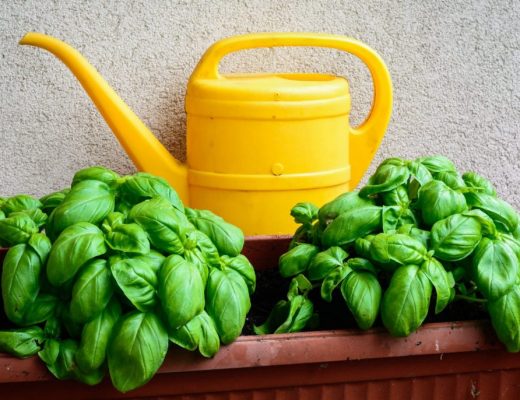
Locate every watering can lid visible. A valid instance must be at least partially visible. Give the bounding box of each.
[186,72,350,102]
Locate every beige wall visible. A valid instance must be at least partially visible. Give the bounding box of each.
[1,0,519,207]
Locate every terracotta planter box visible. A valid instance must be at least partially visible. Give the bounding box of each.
[2,237,520,399]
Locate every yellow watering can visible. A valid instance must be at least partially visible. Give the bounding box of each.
[20,32,392,235]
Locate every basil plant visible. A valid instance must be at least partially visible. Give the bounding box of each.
[258,155,520,353]
[0,167,254,393]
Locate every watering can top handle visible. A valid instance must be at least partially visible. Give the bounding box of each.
[191,32,393,188]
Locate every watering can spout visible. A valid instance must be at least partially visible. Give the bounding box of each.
[19,32,189,203]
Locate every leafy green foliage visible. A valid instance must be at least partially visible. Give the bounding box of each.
[1,244,43,324]
[206,268,251,344]
[107,312,168,392]
[185,208,244,256]
[46,222,107,287]
[258,154,520,354]
[158,255,204,330]
[46,180,115,239]
[70,259,113,324]
[0,167,255,393]
[0,326,44,357]
[381,265,432,336]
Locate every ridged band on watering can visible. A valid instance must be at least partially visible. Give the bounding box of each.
[19,32,392,236]
[186,33,392,234]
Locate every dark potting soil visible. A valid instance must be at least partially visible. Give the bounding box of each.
[242,268,489,336]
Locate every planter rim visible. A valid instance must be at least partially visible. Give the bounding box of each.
[0,319,501,384]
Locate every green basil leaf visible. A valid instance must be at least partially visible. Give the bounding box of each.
[463,209,498,238]
[421,257,453,313]
[397,224,431,249]
[318,191,375,227]
[27,232,52,264]
[433,171,466,190]
[220,254,256,294]
[72,166,120,187]
[168,314,201,351]
[288,224,311,249]
[417,180,467,226]
[101,211,126,233]
[0,326,44,357]
[73,365,105,386]
[381,265,432,337]
[1,244,41,324]
[76,300,121,372]
[159,255,205,330]
[462,172,496,196]
[118,172,183,211]
[279,243,319,278]
[38,338,60,365]
[501,234,520,260]
[46,339,79,380]
[46,180,115,239]
[183,230,221,269]
[465,192,519,234]
[321,264,352,302]
[115,199,133,216]
[40,189,69,215]
[322,206,382,247]
[44,315,62,338]
[354,235,375,258]
[129,197,187,254]
[513,224,520,240]
[21,293,59,326]
[417,155,457,174]
[133,250,166,275]
[170,311,220,358]
[287,274,313,300]
[15,208,48,229]
[1,194,42,214]
[70,259,113,323]
[108,311,168,393]
[206,268,250,344]
[407,161,433,187]
[105,223,150,254]
[341,270,381,330]
[307,246,347,281]
[111,257,158,312]
[290,202,319,225]
[0,213,38,246]
[431,213,482,261]
[184,248,209,285]
[47,222,107,287]
[274,295,314,334]
[370,233,427,267]
[381,205,418,232]
[360,163,411,198]
[488,286,520,352]
[472,237,518,300]
[381,185,411,207]
[185,208,244,257]
[254,300,290,335]
[347,258,377,274]
[197,311,221,358]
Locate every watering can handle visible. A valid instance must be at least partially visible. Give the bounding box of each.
[191,32,392,188]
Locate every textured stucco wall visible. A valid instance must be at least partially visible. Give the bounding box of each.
[1,0,519,207]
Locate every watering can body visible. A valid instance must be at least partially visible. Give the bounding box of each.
[20,32,392,235]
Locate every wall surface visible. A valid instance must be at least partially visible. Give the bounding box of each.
[0,0,519,207]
